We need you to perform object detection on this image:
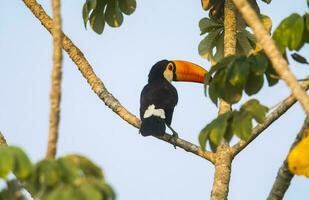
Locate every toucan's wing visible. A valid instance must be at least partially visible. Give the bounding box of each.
[140,80,178,125]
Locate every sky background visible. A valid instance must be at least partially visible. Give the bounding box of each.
[0,0,309,200]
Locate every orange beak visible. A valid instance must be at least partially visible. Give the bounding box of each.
[172,60,208,83]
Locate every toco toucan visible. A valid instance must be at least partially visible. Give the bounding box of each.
[139,60,207,138]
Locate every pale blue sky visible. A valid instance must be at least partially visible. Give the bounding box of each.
[0,1,308,200]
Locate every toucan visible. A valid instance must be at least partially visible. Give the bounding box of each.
[139,60,207,138]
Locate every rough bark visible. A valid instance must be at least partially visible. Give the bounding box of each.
[218,0,236,115]
[22,0,215,162]
[211,144,233,200]
[267,118,309,200]
[46,0,62,159]
[211,1,236,199]
[232,0,309,117]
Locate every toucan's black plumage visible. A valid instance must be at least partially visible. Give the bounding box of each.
[139,59,207,137]
[140,60,177,136]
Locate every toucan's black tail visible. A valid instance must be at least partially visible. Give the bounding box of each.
[140,116,166,136]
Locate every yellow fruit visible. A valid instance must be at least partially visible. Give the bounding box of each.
[288,134,309,177]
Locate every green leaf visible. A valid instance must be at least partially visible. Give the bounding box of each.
[36,160,60,187]
[237,31,254,56]
[77,178,115,200]
[83,4,89,28]
[214,32,224,62]
[250,53,268,75]
[273,13,305,51]
[227,57,250,88]
[242,30,256,45]
[265,73,279,86]
[241,99,269,123]
[118,0,136,15]
[45,185,80,200]
[305,13,309,31]
[199,112,232,151]
[83,0,98,28]
[208,139,217,152]
[224,122,234,143]
[212,68,242,104]
[244,72,264,95]
[260,14,272,33]
[205,55,236,84]
[291,53,309,64]
[63,155,103,179]
[232,111,252,141]
[212,69,227,98]
[57,158,80,184]
[198,28,223,60]
[87,0,97,9]
[89,1,106,34]
[105,1,124,27]
[0,147,14,178]
[265,64,279,86]
[208,112,232,151]
[78,184,102,200]
[208,79,218,105]
[8,146,32,180]
[222,80,243,104]
[100,183,116,200]
[199,122,214,150]
[199,18,222,35]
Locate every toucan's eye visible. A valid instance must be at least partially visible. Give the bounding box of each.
[168,64,173,71]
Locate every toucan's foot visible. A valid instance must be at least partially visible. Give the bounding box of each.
[170,131,178,149]
[166,124,179,149]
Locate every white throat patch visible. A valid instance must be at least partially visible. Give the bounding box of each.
[143,104,166,119]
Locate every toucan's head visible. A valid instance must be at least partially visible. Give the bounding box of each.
[148,60,207,83]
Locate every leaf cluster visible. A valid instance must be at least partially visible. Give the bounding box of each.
[205,51,278,105]
[198,17,256,63]
[0,146,115,200]
[83,0,136,34]
[200,0,267,19]
[273,13,309,53]
[199,99,268,151]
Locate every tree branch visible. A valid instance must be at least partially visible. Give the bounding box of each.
[0,131,7,146]
[46,0,63,159]
[22,0,215,162]
[211,144,233,200]
[210,0,236,199]
[218,0,236,115]
[267,118,309,200]
[231,0,309,117]
[232,80,309,156]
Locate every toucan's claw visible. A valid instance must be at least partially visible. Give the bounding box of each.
[166,124,179,149]
[171,132,178,149]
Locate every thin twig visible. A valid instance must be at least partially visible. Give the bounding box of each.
[231,0,309,118]
[22,0,215,163]
[46,0,63,159]
[267,118,309,200]
[232,80,309,156]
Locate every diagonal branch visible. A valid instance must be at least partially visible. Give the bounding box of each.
[232,80,309,156]
[46,0,63,159]
[267,118,309,200]
[231,0,309,117]
[22,0,215,163]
